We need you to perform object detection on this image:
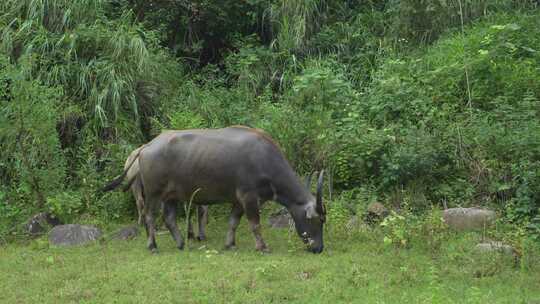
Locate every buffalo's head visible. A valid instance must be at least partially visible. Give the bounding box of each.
[290,170,325,253]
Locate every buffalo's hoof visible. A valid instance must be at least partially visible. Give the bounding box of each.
[224,244,237,251]
[256,246,271,254]
[150,247,159,254]
[197,235,206,241]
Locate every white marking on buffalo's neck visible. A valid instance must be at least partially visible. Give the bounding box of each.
[305,200,318,219]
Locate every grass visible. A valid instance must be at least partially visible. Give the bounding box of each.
[1,211,540,304]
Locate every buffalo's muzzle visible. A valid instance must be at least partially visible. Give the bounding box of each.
[310,244,324,254]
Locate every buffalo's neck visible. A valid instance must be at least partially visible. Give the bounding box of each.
[273,173,311,209]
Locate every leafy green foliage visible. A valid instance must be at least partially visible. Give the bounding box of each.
[113,0,270,65]
[269,0,326,53]
[388,0,537,46]
[0,0,176,133]
[1,0,539,238]
[329,13,540,217]
[45,191,84,223]
[0,55,66,233]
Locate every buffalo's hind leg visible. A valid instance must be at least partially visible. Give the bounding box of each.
[197,205,208,241]
[133,178,144,226]
[187,207,195,240]
[143,198,159,253]
[225,203,244,249]
[163,200,185,251]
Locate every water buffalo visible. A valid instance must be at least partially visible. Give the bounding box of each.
[104,126,325,253]
[123,145,209,240]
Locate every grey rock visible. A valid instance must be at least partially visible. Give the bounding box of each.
[49,224,102,246]
[364,202,389,224]
[443,207,497,231]
[347,216,359,229]
[25,212,62,236]
[269,208,293,229]
[475,242,515,256]
[367,202,389,216]
[347,216,370,230]
[112,225,139,240]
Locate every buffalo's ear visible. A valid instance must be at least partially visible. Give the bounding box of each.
[305,203,319,219]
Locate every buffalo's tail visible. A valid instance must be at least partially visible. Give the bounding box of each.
[100,146,144,193]
[101,172,127,192]
[122,173,139,192]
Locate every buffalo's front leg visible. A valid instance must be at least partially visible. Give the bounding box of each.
[246,209,268,252]
[163,201,184,250]
[242,196,269,252]
[225,203,244,249]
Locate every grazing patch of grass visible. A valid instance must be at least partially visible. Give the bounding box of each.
[1,213,539,303]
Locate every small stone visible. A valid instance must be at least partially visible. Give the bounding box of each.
[112,225,139,240]
[443,207,497,231]
[475,241,515,256]
[49,224,102,246]
[25,212,62,236]
[364,202,389,224]
[346,216,359,229]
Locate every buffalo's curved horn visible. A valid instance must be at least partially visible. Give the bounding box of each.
[316,169,325,213]
[304,171,314,189]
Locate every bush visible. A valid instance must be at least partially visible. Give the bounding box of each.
[340,12,540,214]
[45,191,84,223]
[0,56,66,230]
[1,0,539,239]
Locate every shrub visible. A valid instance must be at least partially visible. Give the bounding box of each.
[349,12,540,214]
[0,56,66,213]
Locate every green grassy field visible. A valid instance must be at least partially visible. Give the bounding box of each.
[1,213,539,304]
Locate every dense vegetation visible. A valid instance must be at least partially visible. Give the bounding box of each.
[1,0,540,241]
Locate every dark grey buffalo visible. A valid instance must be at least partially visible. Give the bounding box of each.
[123,145,208,240]
[104,126,325,253]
